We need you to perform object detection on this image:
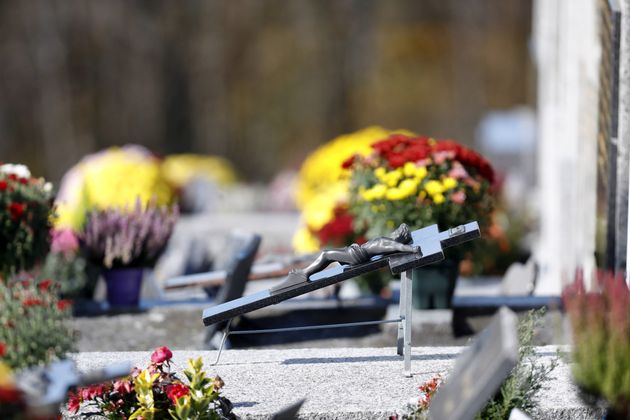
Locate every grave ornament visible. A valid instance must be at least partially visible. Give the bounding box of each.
[203,221,481,326]
[271,223,419,293]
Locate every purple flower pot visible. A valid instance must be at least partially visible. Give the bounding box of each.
[103,267,143,307]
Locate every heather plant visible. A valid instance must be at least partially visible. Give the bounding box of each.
[0,277,75,370]
[68,346,235,419]
[0,163,54,278]
[563,271,630,415]
[82,199,179,269]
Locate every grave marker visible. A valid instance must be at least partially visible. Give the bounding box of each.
[428,307,519,420]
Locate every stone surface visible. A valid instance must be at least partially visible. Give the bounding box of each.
[65,346,603,419]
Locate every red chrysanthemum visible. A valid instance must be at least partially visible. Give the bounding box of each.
[0,180,7,191]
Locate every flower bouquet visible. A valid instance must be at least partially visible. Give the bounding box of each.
[81,199,178,306]
[0,164,54,278]
[346,135,494,239]
[563,271,630,418]
[68,346,235,419]
[345,134,495,306]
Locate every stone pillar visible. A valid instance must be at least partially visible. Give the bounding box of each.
[533,0,600,294]
[621,0,630,284]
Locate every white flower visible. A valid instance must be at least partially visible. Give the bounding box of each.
[43,182,52,192]
[0,163,31,178]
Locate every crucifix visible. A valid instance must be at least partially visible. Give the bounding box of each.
[203,221,481,376]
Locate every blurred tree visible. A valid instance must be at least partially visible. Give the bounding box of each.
[0,0,532,183]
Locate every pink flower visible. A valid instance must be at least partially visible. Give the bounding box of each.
[451,191,466,204]
[113,379,133,395]
[151,346,173,364]
[79,384,108,401]
[166,383,189,404]
[50,228,79,255]
[448,163,469,179]
[432,151,455,165]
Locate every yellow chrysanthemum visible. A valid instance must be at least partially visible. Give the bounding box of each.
[82,148,172,209]
[415,166,428,181]
[385,187,407,201]
[293,126,418,253]
[399,178,418,194]
[292,226,321,253]
[433,193,446,204]
[371,184,388,200]
[295,126,415,209]
[361,184,387,201]
[424,180,445,196]
[384,169,403,187]
[374,167,387,181]
[161,154,238,188]
[403,162,417,177]
[442,177,458,190]
[55,146,174,230]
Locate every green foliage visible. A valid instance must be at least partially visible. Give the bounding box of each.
[0,165,54,278]
[169,357,225,420]
[130,370,159,420]
[0,278,76,370]
[475,309,557,419]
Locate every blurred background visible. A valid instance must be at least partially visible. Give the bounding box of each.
[0,0,533,184]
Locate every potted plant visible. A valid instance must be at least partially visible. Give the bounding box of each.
[81,199,178,307]
[0,163,54,279]
[345,134,495,308]
[563,271,630,418]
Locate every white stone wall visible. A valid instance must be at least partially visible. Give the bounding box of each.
[533,0,600,294]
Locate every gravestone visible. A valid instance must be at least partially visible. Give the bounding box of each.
[203,232,262,341]
[428,307,519,420]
